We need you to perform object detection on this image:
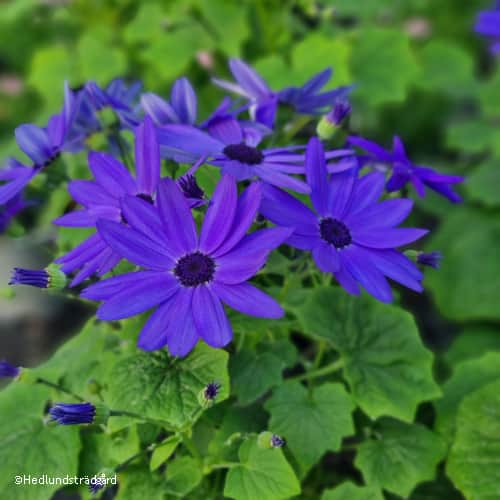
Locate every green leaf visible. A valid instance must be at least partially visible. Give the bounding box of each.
[264,382,355,471]
[350,29,419,106]
[417,40,476,98]
[293,287,440,421]
[478,69,500,119]
[447,379,500,499]
[467,159,500,207]
[321,482,384,500]
[434,352,500,439]
[28,45,76,109]
[224,437,301,500]
[230,350,282,405]
[77,30,127,84]
[426,208,500,321]
[116,465,164,500]
[150,435,181,471]
[446,120,500,156]
[106,343,229,429]
[354,419,446,498]
[444,325,500,366]
[0,384,81,500]
[164,455,203,497]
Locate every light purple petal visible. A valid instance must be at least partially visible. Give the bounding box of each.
[334,258,361,296]
[171,77,197,125]
[349,171,386,214]
[352,227,428,249]
[200,174,237,254]
[192,285,232,348]
[229,58,272,99]
[53,207,118,227]
[215,252,268,284]
[15,124,52,164]
[157,178,198,256]
[348,136,393,162]
[141,92,179,124]
[0,168,35,205]
[137,295,178,351]
[88,151,137,197]
[135,115,160,196]
[327,168,357,218]
[305,137,328,216]
[97,219,173,269]
[211,282,284,319]
[68,180,117,207]
[345,199,414,229]
[312,240,340,273]
[207,116,243,144]
[256,166,311,194]
[97,272,179,320]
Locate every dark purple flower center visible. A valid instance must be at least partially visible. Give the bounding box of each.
[222,143,264,165]
[319,217,352,249]
[179,174,205,200]
[204,381,221,400]
[136,193,154,204]
[174,252,215,287]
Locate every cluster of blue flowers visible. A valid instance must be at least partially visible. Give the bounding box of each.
[2,58,464,357]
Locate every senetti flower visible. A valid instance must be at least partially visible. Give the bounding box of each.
[53,116,161,286]
[157,116,353,193]
[0,83,79,205]
[475,2,500,54]
[260,137,427,303]
[349,135,464,203]
[0,360,20,378]
[82,175,291,357]
[49,402,96,425]
[213,59,351,128]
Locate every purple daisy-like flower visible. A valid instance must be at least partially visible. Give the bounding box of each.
[213,59,352,128]
[475,2,500,54]
[0,360,20,378]
[0,194,27,233]
[53,116,162,286]
[0,83,79,205]
[49,402,96,425]
[349,135,464,203]
[260,137,427,303]
[157,116,353,193]
[81,174,291,357]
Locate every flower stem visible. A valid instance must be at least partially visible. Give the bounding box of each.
[36,377,84,402]
[289,358,344,383]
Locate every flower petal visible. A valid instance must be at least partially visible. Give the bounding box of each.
[229,58,272,99]
[211,282,284,318]
[192,285,232,348]
[349,171,386,214]
[15,124,52,165]
[345,199,414,229]
[312,240,340,273]
[207,116,243,144]
[256,166,311,194]
[68,180,117,207]
[170,77,197,125]
[135,115,160,196]
[327,168,357,218]
[351,227,428,249]
[305,137,329,215]
[141,92,179,124]
[88,151,137,197]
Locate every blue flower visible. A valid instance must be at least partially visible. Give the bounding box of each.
[81,174,292,357]
[53,116,162,286]
[49,403,96,425]
[157,116,353,193]
[0,360,20,378]
[349,135,464,203]
[260,137,427,303]
[475,2,500,54]
[0,83,79,205]
[417,251,442,269]
[213,59,352,128]
[270,434,286,448]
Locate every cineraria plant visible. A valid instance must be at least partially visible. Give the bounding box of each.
[4,22,494,495]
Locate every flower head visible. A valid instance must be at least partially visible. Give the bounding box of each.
[270,434,286,448]
[349,135,464,203]
[9,265,67,289]
[204,382,221,401]
[49,402,96,425]
[0,360,20,378]
[54,116,162,286]
[157,117,352,193]
[0,83,79,205]
[475,2,500,54]
[82,174,291,356]
[260,137,427,303]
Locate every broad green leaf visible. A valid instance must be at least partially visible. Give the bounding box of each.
[0,384,81,500]
[77,30,127,84]
[123,3,166,45]
[264,382,355,471]
[28,45,76,109]
[434,352,500,439]
[321,481,384,500]
[447,379,500,499]
[444,325,500,366]
[426,208,500,321]
[417,40,476,98]
[478,69,500,119]
[116,465,164,500]
[150,435,181,471]
[467,159,500,207]
[293,287,440,421]
[224,438,301,500]
[106,343,229,429]
[350,29,419,106]
[355,419,446,498]
[446,120,500,156]
[230,350,282,405]
[164,455,203,497]
[409,474,463,500]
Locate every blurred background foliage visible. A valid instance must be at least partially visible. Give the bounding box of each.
[1,0,499,382]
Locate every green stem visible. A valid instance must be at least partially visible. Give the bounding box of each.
[289,358,344,383]
[109,410,177,431]
[36,378,84,402]
[209,462,240,471]
[115,445,154,472]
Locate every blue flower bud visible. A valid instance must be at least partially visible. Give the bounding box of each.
[49,402,108,425]
[270,434,286,448]
[0,360,20,378]
[316,99,351,140]
[9,264,67,289]
[417,251,442,269]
